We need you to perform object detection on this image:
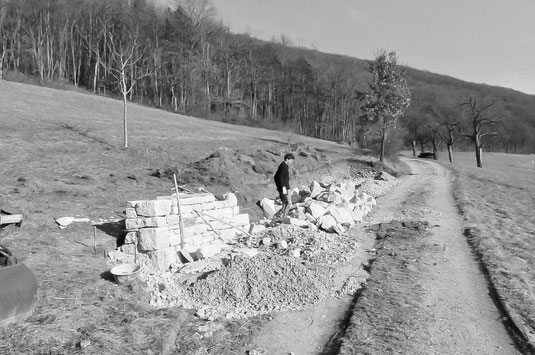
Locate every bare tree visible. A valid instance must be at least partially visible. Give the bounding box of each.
[102,28,152,148]
[437,116,459,163]
[458,97,498,168]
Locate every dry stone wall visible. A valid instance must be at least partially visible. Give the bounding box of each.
[108,192,249,271]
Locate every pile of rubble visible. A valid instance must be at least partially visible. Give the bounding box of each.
[258,179,381,235]
[109,172,398,318]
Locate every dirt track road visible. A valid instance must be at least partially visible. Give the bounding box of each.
[362,157,519,354]
[253,157,520,354]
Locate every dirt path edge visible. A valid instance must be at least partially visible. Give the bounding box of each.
[451,167,535,354]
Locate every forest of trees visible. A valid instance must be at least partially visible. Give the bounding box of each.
[1,0,535,156]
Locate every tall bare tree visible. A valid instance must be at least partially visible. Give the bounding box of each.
[458,97,498,168]
[102,28,151,148]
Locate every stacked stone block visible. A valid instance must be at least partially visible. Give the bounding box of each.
[112,192,249,271]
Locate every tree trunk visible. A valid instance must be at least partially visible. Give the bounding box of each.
[380,130,386,162]
[447,144,453,163]
[411,140,416,156]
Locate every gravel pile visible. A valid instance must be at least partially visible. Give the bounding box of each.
[188,254,335,316]
[241,224,362,265]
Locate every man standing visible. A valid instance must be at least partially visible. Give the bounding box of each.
[273,153,295,218]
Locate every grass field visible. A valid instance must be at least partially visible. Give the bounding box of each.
[1,78,533,352]
[435,151,535,341]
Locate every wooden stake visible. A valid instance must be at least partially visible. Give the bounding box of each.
[173,174,186,249]
[93,226,97,256]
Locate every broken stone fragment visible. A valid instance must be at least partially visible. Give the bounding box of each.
[248,223,266,235]
[304,212,316,223]
[333,223,346,235]
[262,237,272,246]
[290,248,301,258]
[195,243,223,259]
[309,181,324,199]
[145,246,179,271]
[326,205,355,226]
[281,217,308,227]
[308,202,327,219]
[319,215,337,232]
[277,240,288,249]
[259,197,278,218]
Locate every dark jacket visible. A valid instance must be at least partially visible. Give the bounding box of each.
[274,162,290,192]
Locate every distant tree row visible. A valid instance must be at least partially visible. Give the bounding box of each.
[0,0,365,144]
[1,0,534,157]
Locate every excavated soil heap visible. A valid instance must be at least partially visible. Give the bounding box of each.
[188,253,335,314]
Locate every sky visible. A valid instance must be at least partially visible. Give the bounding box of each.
[206,0,535,96]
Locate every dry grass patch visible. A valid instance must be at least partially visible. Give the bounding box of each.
[449,152,535,337]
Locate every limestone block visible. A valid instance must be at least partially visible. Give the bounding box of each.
[120,243,137,255]
[193,224,209,235]
[203,200,227,211]
[248,224,266,235]
[203,207,235,220]
[306,221,318,231]
[308,202,327,219]
[169,228,181,247]
[231,206,240,215]
[137,227,171,251]
[352,209,364,222]
[195,244,222,259]
[337,182,355,202]
[125,208,137,219]
[219,229,238,243]
[259,197,277,218]
[134,200,172,217]
[146,247,179,271]
[126,200,142,208]
[326,205,355,225]
[309,181,324,199]
[223,192,238,207]
[317,192,336,203]
[333,194,344,205]
[233,213,250,226]
[126,217,168,229]
[363,205,372,215]
[304,212,316,223]
[198,231,218,244]
[182,234,203,248]
[282,217,308,227]
[125,218,145,230]
[125,232,137,244]
[174,193,216,206]
[183,225,196,238]
[333,223,346,235]
[166,214,181,226]
[320,215,337,233]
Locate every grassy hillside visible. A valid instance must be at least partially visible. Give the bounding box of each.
[0,79,368,353]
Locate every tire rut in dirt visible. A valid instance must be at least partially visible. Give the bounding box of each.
[325,220,438,354]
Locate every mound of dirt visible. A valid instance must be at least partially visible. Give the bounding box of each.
[188,254,335,315]
[152,146,331,220]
